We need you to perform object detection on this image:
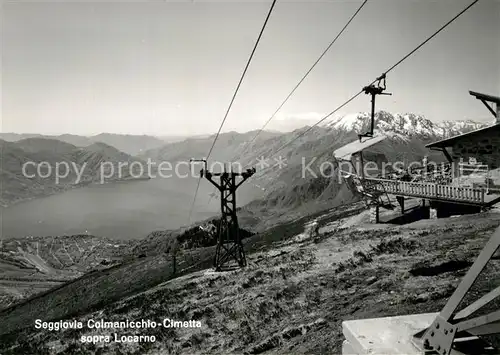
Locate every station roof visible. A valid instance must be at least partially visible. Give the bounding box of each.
[469,90,500,104]
[333,135,387,161]
[426,123,500,149]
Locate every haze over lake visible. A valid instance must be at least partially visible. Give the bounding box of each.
[0,177,260,240]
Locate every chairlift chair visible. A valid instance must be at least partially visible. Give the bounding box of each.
[350,174,395,210]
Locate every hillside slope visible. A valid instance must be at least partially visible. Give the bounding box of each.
[0,138,152,207]
[140,113,484,223]
[0,207,499,354]
[91,133,167,156]
[139,130,281,165]
[0,235,132,310]
[1,113,484,210]
[0,113,497,353]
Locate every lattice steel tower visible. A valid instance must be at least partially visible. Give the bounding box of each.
[193,159,255,271]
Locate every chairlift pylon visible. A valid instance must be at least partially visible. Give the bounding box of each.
[358,73,392,141]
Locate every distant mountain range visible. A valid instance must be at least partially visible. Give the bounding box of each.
[0,114,494,321]
[1,113,485,157]
[0,138,152,207]
[137,113,491,230]
[1,114,490,212]
[139,130,282,164]
[325,111,487,138]
[0,133,180,156]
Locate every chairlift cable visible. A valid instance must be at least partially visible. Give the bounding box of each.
[187,0,278,224]
[253,0,481,167]
[207,0,369,206]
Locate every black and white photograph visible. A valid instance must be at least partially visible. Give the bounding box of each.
[1,0,500,354]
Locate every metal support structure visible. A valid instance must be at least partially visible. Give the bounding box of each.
[346,171,394,211]
[358,74,392,141]
[413,226,500,354]
[194,160,256,271]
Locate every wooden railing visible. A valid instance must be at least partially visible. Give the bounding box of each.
[459,163,489,176]
[365,178,485,204]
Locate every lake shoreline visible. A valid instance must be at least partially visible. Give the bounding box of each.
[0,176,152,209]
[0,176,227,241]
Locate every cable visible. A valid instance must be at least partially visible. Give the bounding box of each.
[186,178,203,225]
[244,0,369,149]
[206,0,278,161]
[206,0,481,213]
[205,0,369,207]
[263,90,364,160]
[191,0,481,272]
[186,0,278,224]
[383,0,480,77]
[178,253,214,274]
[250,0,481,168]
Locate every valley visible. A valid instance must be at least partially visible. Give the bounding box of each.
[0,203,499,354]
[4,1,499,352]
[0,113,482,209]
[0,113,498,354]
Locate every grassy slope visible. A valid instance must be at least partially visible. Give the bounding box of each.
[1,208,499,354]
[0,123,493,353]
[0,203,363,338]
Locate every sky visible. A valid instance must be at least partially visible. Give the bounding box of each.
[1,0,499,136]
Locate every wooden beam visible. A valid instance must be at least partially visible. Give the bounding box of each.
[441,147,453,163]
[480,99,497,118]
[469,90,500,105]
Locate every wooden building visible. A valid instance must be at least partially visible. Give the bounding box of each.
[336,90,500,222]
[426,124,500,173]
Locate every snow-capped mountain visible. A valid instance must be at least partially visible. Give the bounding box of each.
[325,111,487,138]
[438,120,489,138]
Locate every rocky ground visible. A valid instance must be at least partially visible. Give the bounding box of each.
[1,205,500,354]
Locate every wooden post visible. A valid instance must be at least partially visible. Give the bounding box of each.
[173,254,176,275]
[370,205,379,223]
[397,196,405,214]
[351,152,365,179]
[359,152,365,179]
[496,101,500,124]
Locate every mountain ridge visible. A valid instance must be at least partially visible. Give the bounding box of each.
[0,138,153,207]
[0,133,172,156]
[325,111,488,138]
[1,115,486,210]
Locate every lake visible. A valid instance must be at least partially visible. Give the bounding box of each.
[0,177,262,240]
